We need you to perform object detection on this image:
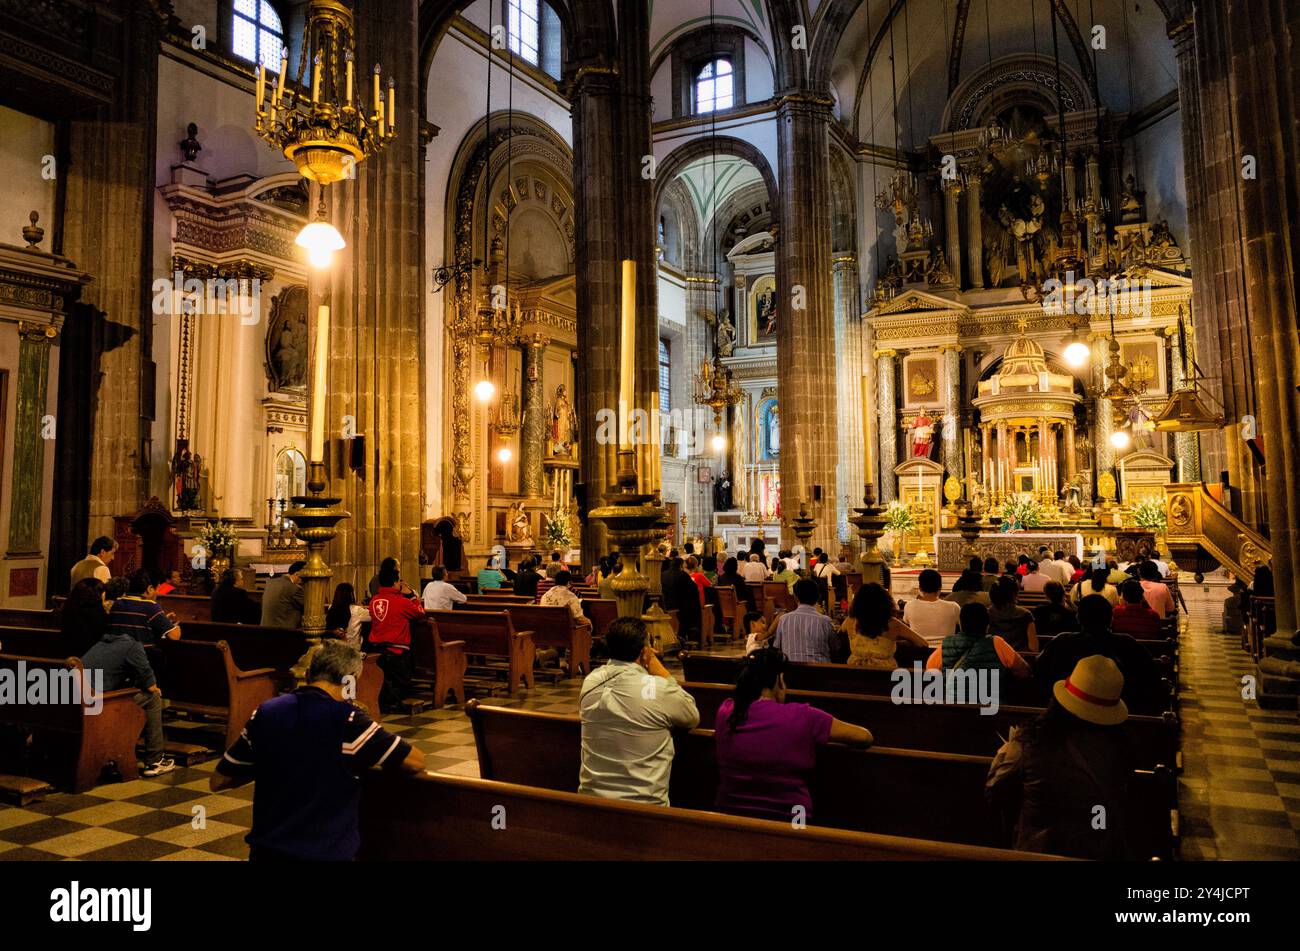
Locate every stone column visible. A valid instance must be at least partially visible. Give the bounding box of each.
[684,274,718,535]
[519,333,548,498]
[875,349,898,503]
[322,0,426,586]
[570,63,622,558]
[995,421,1009,497]
[1038,420,1049,499]
[1084,150,1102,259]
[775,92,838,551]
[1165,324,1200,483]
[7,325,54,553]
[981,423,991,490]
[940,345,962,480]
[1064,421,1077,481]
[964,177,984,289]
[1092,336,1115,489]
[943,185,962,290]
[833,255,865,544]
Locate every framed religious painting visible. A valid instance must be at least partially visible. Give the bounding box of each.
[1117,336,1167,395]
[902,352,941,409]
[747,274,777,343]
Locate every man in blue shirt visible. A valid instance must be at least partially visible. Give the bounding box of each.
[770,579,840,663]
[107,570,181,646]
[211,640,425,860]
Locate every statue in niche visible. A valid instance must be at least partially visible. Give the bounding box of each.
[1061,471,1089,513]
[505,501,533,544]
[1119,174,1143,222]
[716,309,736,356]
[547,384,578,457]
[170,444,202,512]
[926,248,953,286]
[179,123,202,163]
[907,412,936,458]
[714,475,733,512]
[765,402,780,457]
[267,285,309,392]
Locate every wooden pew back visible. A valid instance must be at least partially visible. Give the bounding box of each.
[427,610,535,694]
[356,770,1058,861]
[0,608,58,629]
[180,620,310,674]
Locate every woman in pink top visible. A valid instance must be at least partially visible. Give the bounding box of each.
[713,648,873,822]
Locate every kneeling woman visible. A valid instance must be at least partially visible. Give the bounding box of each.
[713,647,873,823]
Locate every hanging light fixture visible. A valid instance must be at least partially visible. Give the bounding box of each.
[1152,306,1226,432]
[255,1,399,265]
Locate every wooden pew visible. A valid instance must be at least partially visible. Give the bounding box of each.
[409,618,467,707]
[681,650,1174,717]
[453,603,591,677]
[713,587,743,644]
[426,610,535,695]
[681,681,1179,773]
[0,625,74,658]
[356,769,1060,861]
[156,593,216,624]
[0,653,146,792]
[156,639,278,748]
[581,598,617,642]
[0,608,58,629]
[179,620,310,677]
[469,593,532,605]
[466,702,1177,860]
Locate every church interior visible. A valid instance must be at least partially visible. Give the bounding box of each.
[0,0,1296,878]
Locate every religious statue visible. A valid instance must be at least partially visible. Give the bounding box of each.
[505,501,533,544]
[926,248,953,287]
[971,480,990,516]
[907,413,935,458]
[1060,471,1088,513]
[547,384,578,457]
[270,310,308,389]
[1119,174,1143,223]
[716,309,736,356]
[765,402,780,456]
[756,288,777,336]
[170,444,202,512]
[713,475,733,512]
[179,122,202,163]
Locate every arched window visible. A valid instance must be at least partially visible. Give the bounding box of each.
[232,0,284,70]
[695,59,734,114]
[507,0,540,64]
[659,338,672,415]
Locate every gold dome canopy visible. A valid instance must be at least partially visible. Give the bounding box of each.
[997,334,1049,378]
[974,320,1080,414]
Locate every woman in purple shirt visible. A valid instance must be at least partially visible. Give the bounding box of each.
[713,647,874,823]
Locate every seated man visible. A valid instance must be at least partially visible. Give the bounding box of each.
[512,556,542,598]
[211,640,425,860]
[81,622,174,776]
[578,617,699,805]
[367,564,426,711]
[421,565,467,611]
[1020,560,1052,593]
[1032,594,1161,709]
[903,568,961,647]
[1112,579,1166,638]
[771,578,840,663]
[155,569,183,597]
[769,556,799,592]
[1138,561,1176,618]
[261,561,306,628]
[540,569,595,661]
[108,569,181,646]
[740,553,769,584]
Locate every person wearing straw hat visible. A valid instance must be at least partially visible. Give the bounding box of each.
[986,655,1139,860]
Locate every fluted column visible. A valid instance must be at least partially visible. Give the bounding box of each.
[1165,324,1201,483]
[833,255,865,543]
[940,345,962,480]
[1065,421,1077,482]
[964,177,985,289]
[875,349,898,503]
[520,333,548,498]
[981,423,991,490]
[943,184,963,291]
[995,421,1009,497]
[775,92,838,551]
[8,325,54,553]
[1092,336,1115,489]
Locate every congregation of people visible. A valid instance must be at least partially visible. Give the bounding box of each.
[52,530,1191,862]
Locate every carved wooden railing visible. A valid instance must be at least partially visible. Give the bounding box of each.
[1165,483,1272,581]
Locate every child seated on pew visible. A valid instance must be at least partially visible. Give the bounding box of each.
[714,647,872,824]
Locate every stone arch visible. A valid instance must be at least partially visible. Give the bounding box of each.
[652,135,779,219]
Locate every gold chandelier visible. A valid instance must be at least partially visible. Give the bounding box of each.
[693,354,743,430]
[254,0,397,187]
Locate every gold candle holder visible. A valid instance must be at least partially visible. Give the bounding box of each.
[849,484,888,587]
[285,460,350,641]
[587,449,665,619]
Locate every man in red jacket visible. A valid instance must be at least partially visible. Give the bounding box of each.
[1112,580,1166,638]
[367,564,424,711]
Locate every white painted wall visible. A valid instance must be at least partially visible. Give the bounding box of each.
[0,106,55,246]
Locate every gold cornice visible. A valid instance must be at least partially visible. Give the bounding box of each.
[873,348,898,359]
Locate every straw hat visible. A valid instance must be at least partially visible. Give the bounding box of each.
[1053,655,1129,726]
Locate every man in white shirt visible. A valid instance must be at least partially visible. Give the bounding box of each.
[1041,550,1073,586]
[902,569,962,646]
[1150,551,1171,578]
[740,553,769,583]
[578,616,699,805]
[782,549,801,572]
[70,536,116,587]
[1021,561,1053,593]
[421,566,467,611]
[539,571,592,628]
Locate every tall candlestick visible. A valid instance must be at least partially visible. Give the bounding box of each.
[378,92,386,138]
[387,79,396,134]
[345,54,354,105]
[372,65,381,120]
[275,50,287,105]
[310,304,330,463]
[256,65,265,112]
[619,259,636,449]
[311,53,321,102]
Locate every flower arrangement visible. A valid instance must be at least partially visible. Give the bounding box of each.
[884,500,916,534]
[1131,496,1167,533]
[544,502,572,551]
[197,520,238,554]
[1001,495,1045,529]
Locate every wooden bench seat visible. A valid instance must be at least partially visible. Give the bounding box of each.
[427,610,535,695]
[410,618,467,707]
[466,701,1177,860]
[155,639,278,748]
[0,625,74,658]
[0,608,58,629]
[0,653,145,792]
[179,620,311,677]
[453,603,591,677]
[356,769,1062,861]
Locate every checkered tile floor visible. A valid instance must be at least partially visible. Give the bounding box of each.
[1,607,1297,861]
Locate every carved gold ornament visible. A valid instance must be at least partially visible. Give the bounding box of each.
[1168,493,1192,529]
[910,371,936,397]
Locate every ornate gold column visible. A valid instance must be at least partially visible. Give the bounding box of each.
[1064,420,1077,482]
[940,344,962,480]
[875,348,899,503]
[995,420,1008,498]
[981,423,991,490]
